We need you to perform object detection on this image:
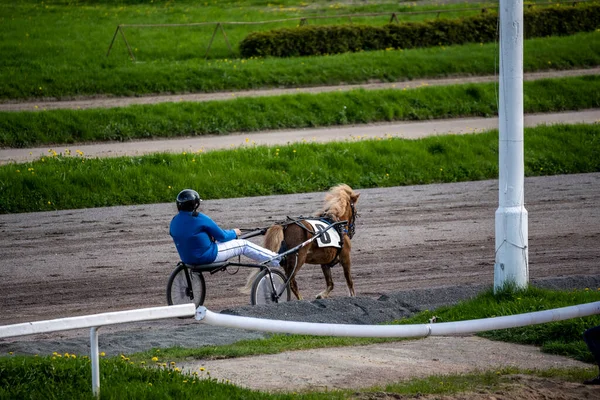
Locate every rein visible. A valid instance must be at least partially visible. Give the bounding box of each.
[346,202,357,239]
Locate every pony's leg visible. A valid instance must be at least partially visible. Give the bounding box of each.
[340,248,355,297]
[316,265,334,299]
[284,253,304,301]
[289,277,302,301]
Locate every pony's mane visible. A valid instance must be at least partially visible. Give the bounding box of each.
[317,184,355,220]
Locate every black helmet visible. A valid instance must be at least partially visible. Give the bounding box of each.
[176,189,201,212]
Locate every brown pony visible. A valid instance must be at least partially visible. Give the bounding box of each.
[246,184,360,300]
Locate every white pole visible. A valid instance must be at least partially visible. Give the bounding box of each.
[196,302,600,337]
[495,0,528,292]
[90,327,100,398]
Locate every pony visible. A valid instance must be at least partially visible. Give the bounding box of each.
[244,184,360,300]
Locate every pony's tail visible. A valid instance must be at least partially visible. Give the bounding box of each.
[263,225,284,252]
[239,225,284,294]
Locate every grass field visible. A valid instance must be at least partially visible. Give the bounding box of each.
[1,286,598,399]
[1,1,598,99]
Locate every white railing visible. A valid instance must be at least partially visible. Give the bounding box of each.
[195,301,600,336]
[0,304,196,397]
[1,301,598,397]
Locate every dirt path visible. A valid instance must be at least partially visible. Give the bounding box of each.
[1,68,598,112]
[1,109,599,165]
[179,337,592,394]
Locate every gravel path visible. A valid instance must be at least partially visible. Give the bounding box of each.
[1,68,598,112]
[1,109,599,165]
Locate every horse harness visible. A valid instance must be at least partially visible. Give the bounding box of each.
[279,201,358,268]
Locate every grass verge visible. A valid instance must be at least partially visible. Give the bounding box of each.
[1,286,598,398]
[1,122,598,214]
[2,74,600,148]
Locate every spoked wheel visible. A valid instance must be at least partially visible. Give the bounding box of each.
[250,269,291,305]
[166,264,206,311]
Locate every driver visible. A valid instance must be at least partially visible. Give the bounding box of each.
[169,189,280,267]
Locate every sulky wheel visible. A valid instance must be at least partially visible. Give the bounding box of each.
[166,263,206,310]
[250,269,291,305]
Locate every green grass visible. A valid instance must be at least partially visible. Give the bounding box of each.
[1,0,599,100]
[1,122,598,214]
[2,286,597,398]
[0,354,320,400]
[2,74,600,148]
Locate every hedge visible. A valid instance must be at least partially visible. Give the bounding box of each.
[240,4,600,58]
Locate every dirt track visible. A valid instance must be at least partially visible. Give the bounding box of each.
[1,173,599,397]
[1,173,598,327]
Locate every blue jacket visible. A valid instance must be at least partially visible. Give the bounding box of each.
[169,211,237,265]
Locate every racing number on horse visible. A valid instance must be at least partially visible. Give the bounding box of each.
[314,223,331,244]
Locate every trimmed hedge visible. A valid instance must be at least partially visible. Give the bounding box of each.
[240,4,600,57]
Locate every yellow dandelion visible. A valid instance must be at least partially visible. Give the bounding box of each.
[170,361,176,366]
[200,367,205,371]
[152,356,158,362]
[100,352,106,357]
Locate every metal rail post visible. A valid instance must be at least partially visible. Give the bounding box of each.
[90,327,100,398]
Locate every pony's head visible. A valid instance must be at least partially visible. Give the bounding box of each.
[320,184,360,235]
